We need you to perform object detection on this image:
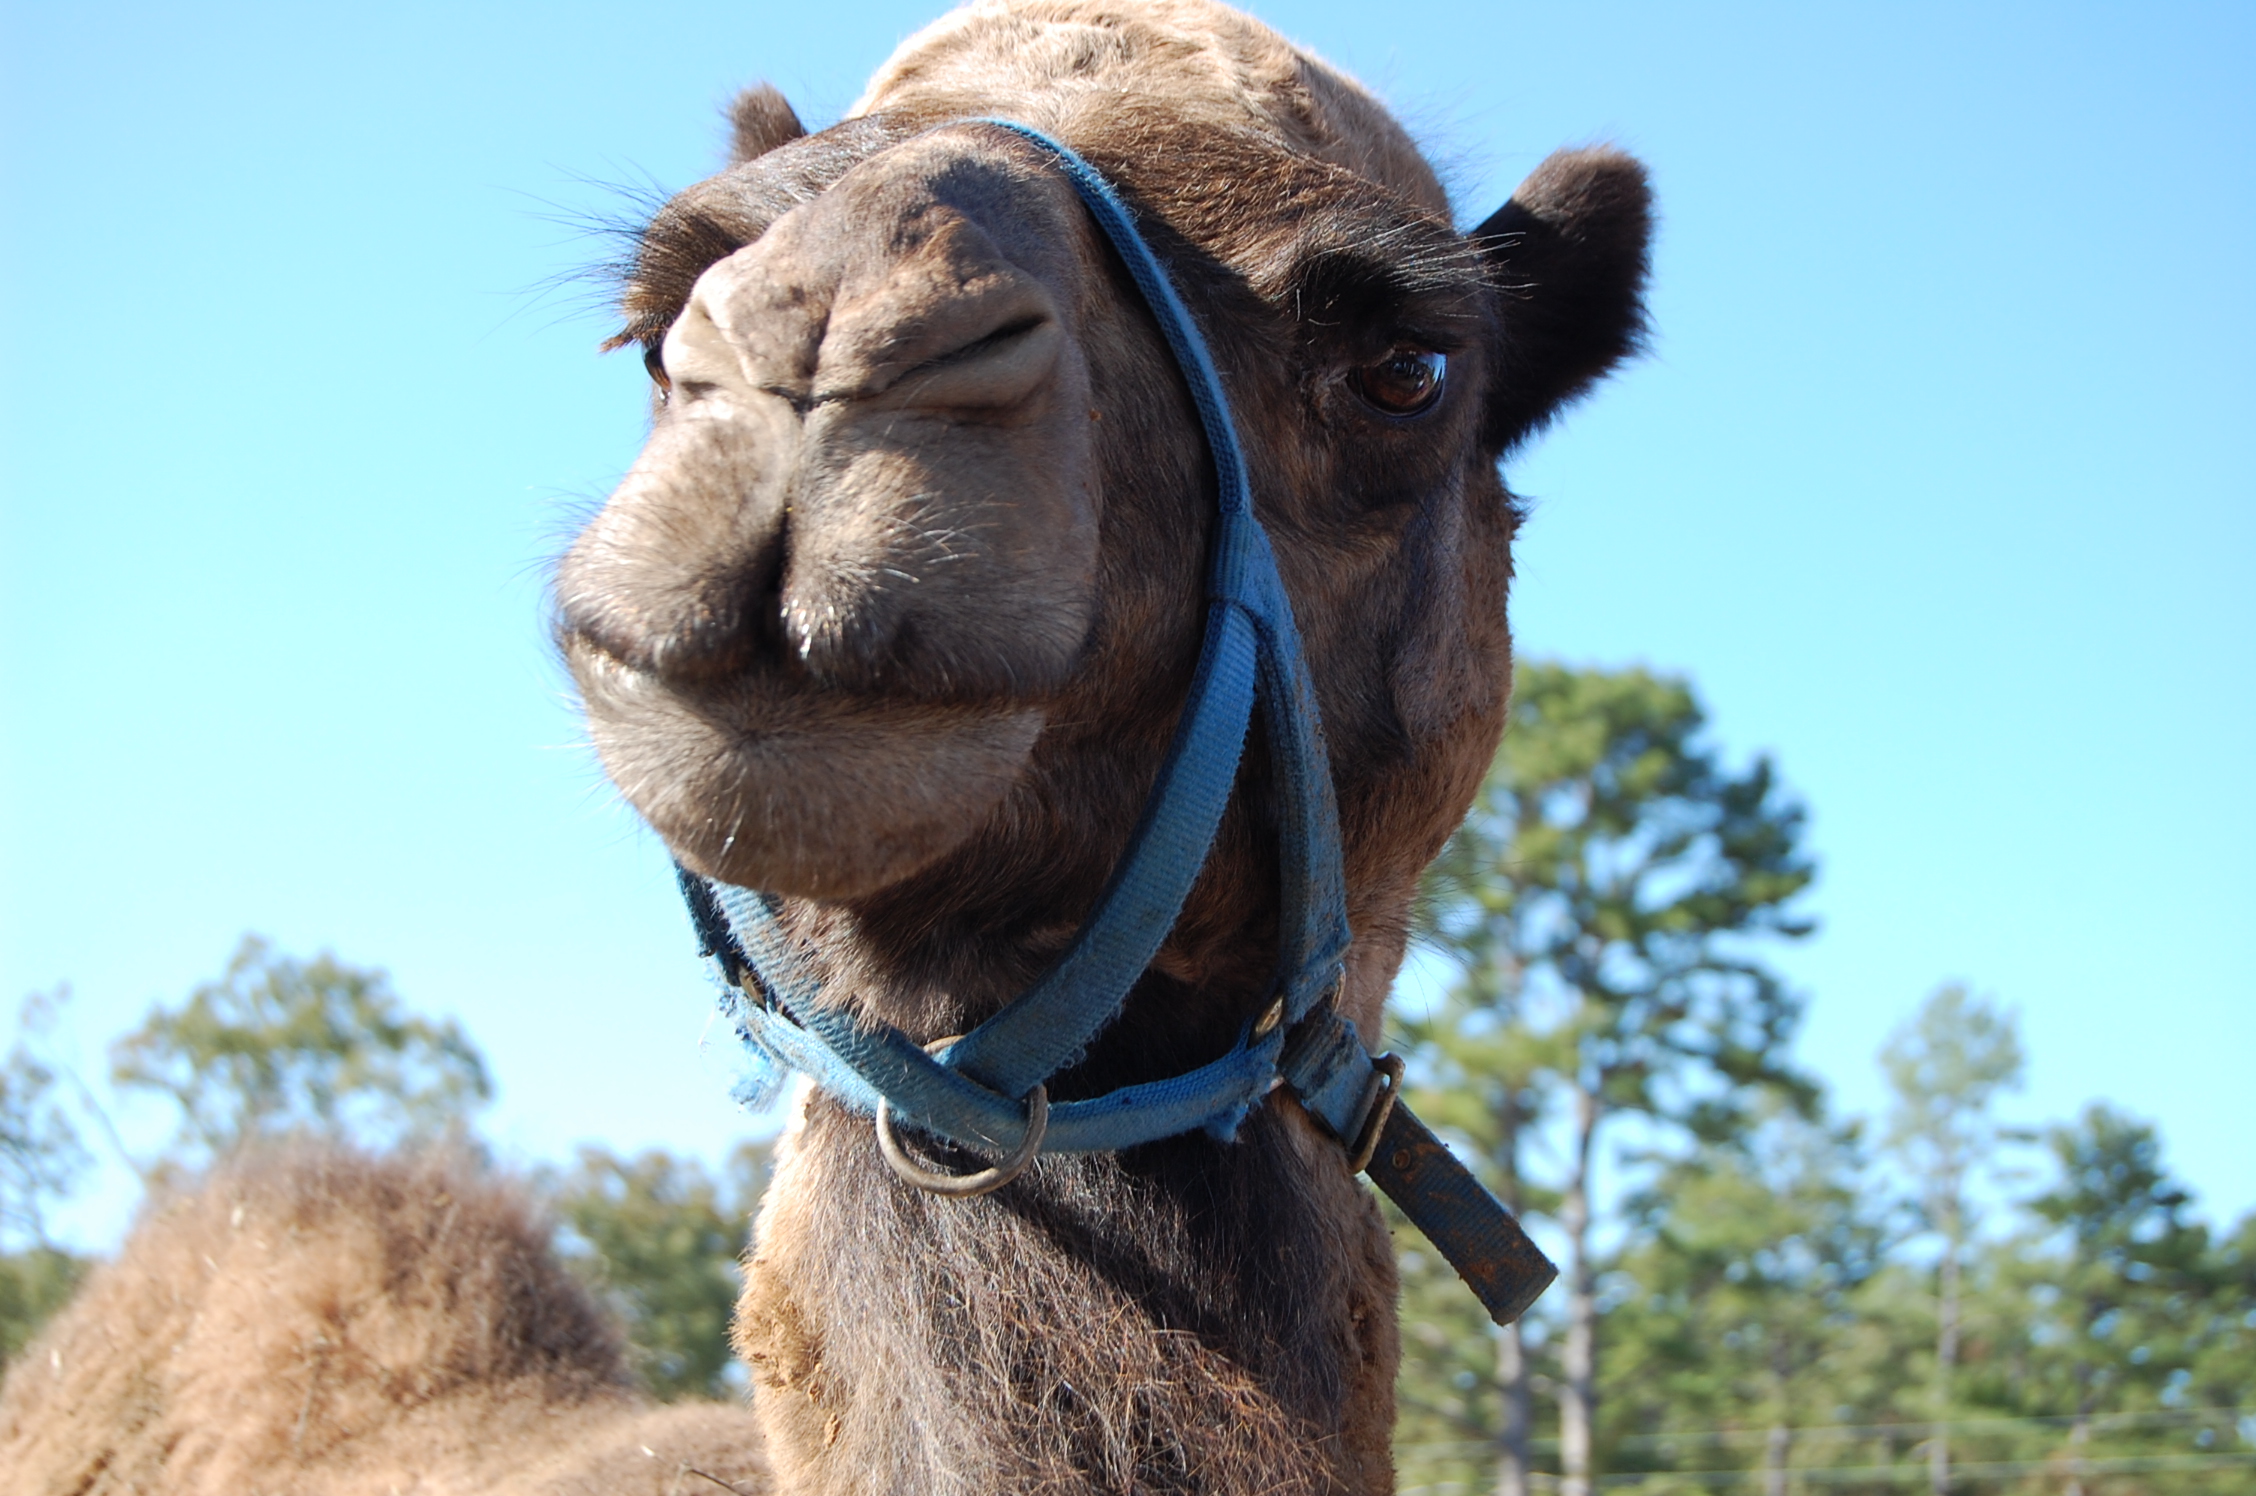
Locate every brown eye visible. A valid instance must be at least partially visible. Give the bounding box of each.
[1350,348,1446,417]
[643,343,673,398]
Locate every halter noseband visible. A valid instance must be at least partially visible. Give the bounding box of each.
[676,119,1553,1327]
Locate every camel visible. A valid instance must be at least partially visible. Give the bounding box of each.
[0,1149,771,1494]
[0,3,1648,1491]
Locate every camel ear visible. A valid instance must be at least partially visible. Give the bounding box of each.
[726,84,807,165]
[1474,147,1652,452]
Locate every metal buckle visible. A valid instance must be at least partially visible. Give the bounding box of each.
[873,1037,1049,1198]
[1345,1053,1405,1175]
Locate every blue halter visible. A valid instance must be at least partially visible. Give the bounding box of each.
[677,119,1554,1327]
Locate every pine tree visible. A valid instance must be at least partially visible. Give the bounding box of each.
[1411,663,1815,1496]
[2027,1104,2213,1492]
[1605,1104,1884,1492]
[1879,984,2023,1496]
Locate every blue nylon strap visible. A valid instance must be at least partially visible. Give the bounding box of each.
[945,119,1350,1089]
[939,599,1258,1099]
[732,995,1283,1153]
[706,868,1284,1152]
[698,118,1359,1153]
[1250,560,1353,1027]
[973,119,1255,526]
[670,119,1553,1326]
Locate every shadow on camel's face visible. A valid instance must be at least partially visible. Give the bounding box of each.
[556,101,1646,909]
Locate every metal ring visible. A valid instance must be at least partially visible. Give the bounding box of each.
[874,1037,1050,1198]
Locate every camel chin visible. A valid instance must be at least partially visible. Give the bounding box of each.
[570,635,1045,899]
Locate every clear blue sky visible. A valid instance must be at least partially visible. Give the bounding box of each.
[4,1,2250,1248]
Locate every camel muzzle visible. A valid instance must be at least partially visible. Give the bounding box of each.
[556,125,1110,898]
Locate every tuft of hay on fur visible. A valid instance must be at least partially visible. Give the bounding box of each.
[0,1145,767,1495]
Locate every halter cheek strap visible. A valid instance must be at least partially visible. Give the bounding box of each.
[676,119,1554,1328]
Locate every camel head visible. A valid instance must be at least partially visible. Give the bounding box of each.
[557,0,1650,1038]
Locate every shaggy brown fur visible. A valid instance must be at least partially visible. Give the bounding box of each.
[0,1149,768,1495]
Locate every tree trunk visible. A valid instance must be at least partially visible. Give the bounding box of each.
[1495,1322,1531,1496]
[2064,1344,2096,1496]
[1929,1213,1961,1496]
[1493,1076,1531,1496]
[1765,1340,1792,1496]
[1557,1083,1600,1496]
[1763,1422,1790,1496]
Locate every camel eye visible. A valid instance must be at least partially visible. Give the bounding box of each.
[1350,348,1446,417]
[643,343,673,398]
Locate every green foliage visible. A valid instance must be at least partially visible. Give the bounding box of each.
[110,934,490,1172]
[548,1140,773,1401]
[1,990,95,1370]
[1876,984,2026,1489]
[1419,662,1816,1139]
[1881,984,2025,1240]
[2030,1103,2200,1286]
[1600,1106,1897,1484]
[1394,664,2252,1493]
[1393,1194,1519,1487]
[1612,1109,1885,1419]
[2013,1105,2217,1421]
[0,1246,89,1369]
[2,989,91,1250]
[1397,1056,2256,1492]
[2185,1212,2256,1418]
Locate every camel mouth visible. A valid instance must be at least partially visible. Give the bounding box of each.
[566,633,1047,900]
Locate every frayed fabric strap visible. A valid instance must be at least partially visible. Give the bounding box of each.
[676,120,1553,1326]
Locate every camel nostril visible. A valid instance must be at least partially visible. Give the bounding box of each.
[937,314,1045,364]
[880,313,1064,414]
[814,212,1069,412]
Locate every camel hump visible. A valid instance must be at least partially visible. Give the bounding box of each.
[0,1146,769,1495]
[849,0,1449,215]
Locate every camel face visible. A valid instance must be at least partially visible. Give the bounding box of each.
[556,2,1649,938]
[559,105,1496,908]
[563,121,1487,905]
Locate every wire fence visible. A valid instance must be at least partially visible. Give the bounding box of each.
[1395,1407,2256,1494]
[1401,1454,2256,1494]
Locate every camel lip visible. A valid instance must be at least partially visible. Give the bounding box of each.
[565,630,1050,899]
[560,623,1062,721]
[558,616,782,695]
